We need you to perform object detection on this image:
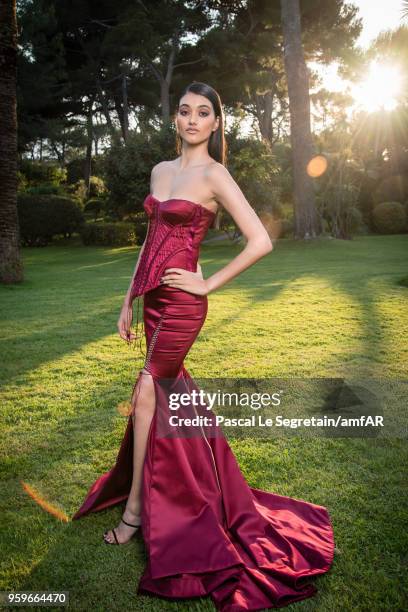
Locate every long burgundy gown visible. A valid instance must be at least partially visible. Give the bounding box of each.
[72,194,335,611]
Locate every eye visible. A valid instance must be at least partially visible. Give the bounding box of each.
[179,110,210,117]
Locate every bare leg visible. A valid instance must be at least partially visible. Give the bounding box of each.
[103,368,155,544]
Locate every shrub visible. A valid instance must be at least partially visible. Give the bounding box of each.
[66,157,104,184]
[68,176,107,204]
[102,126,176,218]
[17,194,84,246]
[88,176,107,198]
[84,198,105,221]
[372,201,407,234]
[19,160,66,187]
[281,217,294,238]
[24,184,65,196]
[404,201,408,231]
[347,206,364,234]
[372,174,408,205]
[317,182,361,238]
[79,222,138,246]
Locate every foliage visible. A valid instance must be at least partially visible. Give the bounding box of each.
[314,153,363,238]
[102,124,177,218]
[84,199,105,222]
[66,157,105,184]
[346,206,365,234]
[280,217,295,238]
[79,221,138,246]
[14,0,405,243]
[19,160,66,187]
[372,201,407,235]
[227,132,282,215]
[319,182,362,238]
[24,184,66,196]
[69,176,107,204]
[372,174,408,205]
[17,194,84,246]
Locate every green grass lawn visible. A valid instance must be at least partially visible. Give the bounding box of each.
[1,234,407,611]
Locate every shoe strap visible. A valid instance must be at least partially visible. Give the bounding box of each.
[111,528,119,545]
[121,517,141,529]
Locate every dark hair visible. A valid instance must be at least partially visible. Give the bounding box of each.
[175,81,227,166]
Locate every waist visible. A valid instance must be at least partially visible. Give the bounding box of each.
[144,282,208,304]
[131,247,198,299]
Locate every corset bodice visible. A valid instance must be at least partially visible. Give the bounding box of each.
[130,194,216,300]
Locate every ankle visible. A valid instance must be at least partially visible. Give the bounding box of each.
[125,501,141,516]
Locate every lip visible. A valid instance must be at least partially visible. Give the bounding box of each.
[186,129,199,133]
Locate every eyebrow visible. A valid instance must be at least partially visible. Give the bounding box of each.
[179,103,211,109]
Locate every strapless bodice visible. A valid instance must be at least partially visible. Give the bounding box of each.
[130,194,216,300]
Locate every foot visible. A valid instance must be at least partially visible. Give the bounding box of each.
[103,507,141,545]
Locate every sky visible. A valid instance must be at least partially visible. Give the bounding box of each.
[308,0,406,116]
[351,0,405,48]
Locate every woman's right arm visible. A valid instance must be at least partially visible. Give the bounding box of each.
[118,223,149,343]
[122,220,150,309]
[122,162,166,310]
[122,164,160,310]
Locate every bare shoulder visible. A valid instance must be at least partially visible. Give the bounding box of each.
[150,160,172,190]
[151,160,170,177]
[206,162,238,200]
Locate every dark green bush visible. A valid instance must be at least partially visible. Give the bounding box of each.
[18,194,84,246]
[79,222,138,246]
[19,160,66,186]
[404,201,408,230]
[66,157,104,184]
[67,176,107,205]
[372,201,407,234]
[84,198,105,221]
[373,175,408,205]
[102,126,176,219]
[281,217,294,238]
[24,184,65,196]
[347,206,365,234]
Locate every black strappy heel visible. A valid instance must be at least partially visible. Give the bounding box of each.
[103,514,141,545]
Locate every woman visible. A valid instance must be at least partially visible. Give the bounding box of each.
[73,82,335,610]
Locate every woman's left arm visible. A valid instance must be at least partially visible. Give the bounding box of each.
[160,164,273,296]
[202,163,273,294]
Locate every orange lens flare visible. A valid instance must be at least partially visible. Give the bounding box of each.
[21,481,69,522]
[307,155,328,178]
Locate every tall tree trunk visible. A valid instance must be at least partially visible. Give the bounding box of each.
[0,0,23,283]
[96,75,119,144]
[255,90,274,143]
[84,97,94,197]
[280,0,319,239]
[122,74,128,143]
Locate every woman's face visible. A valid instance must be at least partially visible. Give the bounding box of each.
[176,92,219,145]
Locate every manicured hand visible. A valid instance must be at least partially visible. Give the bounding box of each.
[118,303,137,343]
[160,264,209,295]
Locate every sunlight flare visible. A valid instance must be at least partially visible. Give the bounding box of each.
[351,60,402,112]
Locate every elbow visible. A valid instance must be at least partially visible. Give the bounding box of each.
[260,235,273,255]
[246,234,274,257]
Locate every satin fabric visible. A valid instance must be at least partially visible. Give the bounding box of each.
[130,194,217,301]
[72,283,335,611]
[72,198,335,610]
[127,194,217,361]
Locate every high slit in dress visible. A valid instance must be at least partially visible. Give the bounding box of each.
[72,194,335,611]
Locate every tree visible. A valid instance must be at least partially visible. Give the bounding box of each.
[0,0,23,283]
[280,0,319,239]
